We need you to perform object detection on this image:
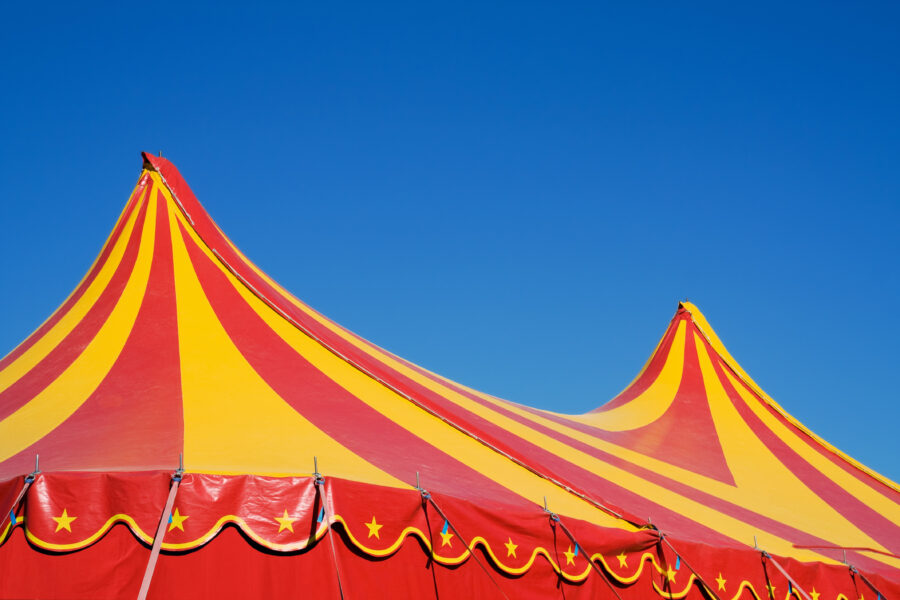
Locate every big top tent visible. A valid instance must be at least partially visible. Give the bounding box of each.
[0,153,897,599]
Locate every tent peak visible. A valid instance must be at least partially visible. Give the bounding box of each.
[604,300,900,495]
[140,151,175,175]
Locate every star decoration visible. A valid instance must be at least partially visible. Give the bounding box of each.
[563,545,576,566]
[440,530,454,547]
[365,516,383,539]
[52,509,76,533]
[505,537,518,558]
[715,573,727,591]
[616,552,628,567]
[168,508,189,532]
[765,581,776,599]
[665,566,677,583]
[809,589,820,600]
[274,510,296,533]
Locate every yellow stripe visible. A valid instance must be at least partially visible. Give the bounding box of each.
[722,368,900,572]
[0,181,146,393]
[683,301,900,495]
[169,205,634,531]
[696,333,888,553]
[603,318,672,407]
[0,178,147,366]
[572,320,687,430]
[163,181,405,487]
[0,189,158,462]
[724,365,900,524]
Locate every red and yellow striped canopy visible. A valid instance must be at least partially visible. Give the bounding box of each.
[0,153,896,598]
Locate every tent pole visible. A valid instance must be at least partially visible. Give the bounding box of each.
[0,456,39,540]
[759,548,813,600]
[136,456,184,600]
[419,482,510,600]
[543,502,623,600]
[314,458,346,600]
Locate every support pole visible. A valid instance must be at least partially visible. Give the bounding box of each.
[0,456,39,537]
[137,457,184,600]
[314,458,346,600]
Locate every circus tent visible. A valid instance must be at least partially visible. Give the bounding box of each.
[0,153,897,599]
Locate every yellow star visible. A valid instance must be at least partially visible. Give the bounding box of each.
[765,581,776,599]
[365,516,383,539]
[440,530,454,547]
[810,588,820,600]
[505,537,518,558]
[168,508,189,532]
[52,508,76,532]
[715,573,726,591]
[616,552,628,567]
[564,545,576,566]
[665,566,677,583]
[274,510,296,533]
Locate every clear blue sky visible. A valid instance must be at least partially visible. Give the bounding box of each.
[1,2,898,482]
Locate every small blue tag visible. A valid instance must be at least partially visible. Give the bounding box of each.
[168,514,173,523]
[9,510,15,523]
[574,544,579,557]
[441,520,449,535]
[317,507,325,523]
[675,555,680,570]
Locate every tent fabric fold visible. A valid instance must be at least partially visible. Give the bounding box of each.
[0,153,897,599]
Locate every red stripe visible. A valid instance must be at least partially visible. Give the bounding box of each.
[593,309,688,412]
[0,191,183,478]
[594,324,734,484]
[0,179,149,371]
[743,371,900,500]
[0,196,151,423]
[709,341,900,556]
[178,222,537,511]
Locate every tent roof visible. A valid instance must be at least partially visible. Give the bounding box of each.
[0,153,897,583]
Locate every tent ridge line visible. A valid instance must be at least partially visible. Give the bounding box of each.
[169,190,636,528]
[207,247,636,529]
[143,161,195,228]
[679,303,900,496]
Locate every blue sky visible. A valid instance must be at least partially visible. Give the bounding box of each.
[1,2,898,481]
